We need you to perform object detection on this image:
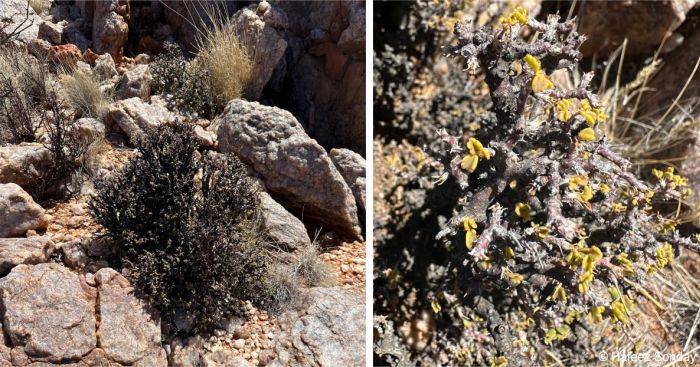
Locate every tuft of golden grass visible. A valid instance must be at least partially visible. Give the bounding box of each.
[192,3,253,108]
[60,68,111,118]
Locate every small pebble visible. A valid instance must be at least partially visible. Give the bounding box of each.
[234,339,245,350]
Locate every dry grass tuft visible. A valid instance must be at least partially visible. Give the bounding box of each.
[597,42,700,224]
[291,241,335,287]
[192,3,253,108]
[60,68,111,118]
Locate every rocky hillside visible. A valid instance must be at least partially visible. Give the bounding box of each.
[0,1,365,366]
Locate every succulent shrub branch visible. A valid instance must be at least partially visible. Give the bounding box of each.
[416,8,700,365]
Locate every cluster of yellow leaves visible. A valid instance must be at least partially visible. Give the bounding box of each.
[460,137,491,173]
[530,222,549,238]
[609,187,654,214]
[499,5,528,27]
[652,167,693,197]
[544,325,570,345]
[490,356,509,367]
[505,269,524,285]
[647,242,673,274]
[609,288,634,325]
[524,54,554,93]
[578,100,608,126]
[568,175,594,205]
[552,283,567,302]
[589,288,635,325]
[555,99,574,122]
[566,244,603,293]
[464,217,478,249]
[615,253,636,277]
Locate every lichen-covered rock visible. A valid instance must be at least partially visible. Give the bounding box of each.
[330,148,366,214]
[271,287,365,367]
[0,0,42,43]
[92,0,129,62]
[0,143,50,186]
[0,263,97,363]
[0,237,54,274]
[232,1,288,100]
[215,100,361,239]
[47,43,82,67]
[260,191,311,252]
[0,183,48,238]
[94,268,167,366]
[105,97,174,142]
[116,64,152,101]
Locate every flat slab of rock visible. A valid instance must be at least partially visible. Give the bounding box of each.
[0,143,50,186]
[105,97,174,143]
[95,268,167,366]
[0,183,48,238]
[0,263,97,363]
[215,100,361,238]
[260,191,311,252]
[271,287,365,367]
[0,236,54,274]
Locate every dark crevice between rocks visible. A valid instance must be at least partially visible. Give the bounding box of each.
[94,282,101,349]
[0,302,13,349]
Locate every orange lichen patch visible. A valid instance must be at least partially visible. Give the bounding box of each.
[47,44,82,67]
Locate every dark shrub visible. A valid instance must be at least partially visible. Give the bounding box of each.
[151,43,215,118]
[90,124,283,334]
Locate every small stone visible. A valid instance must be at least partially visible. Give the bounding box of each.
[85,273,96,286]
[234,339,246,350]
[340,264,350,273]
[233,326,251,340]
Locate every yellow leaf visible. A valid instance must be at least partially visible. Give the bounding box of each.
[514,202,531,221]
[466,229,477,250]
[460,154,479,172]
[463,217,477,231]
[505,246,515,259]
[523,54,540,73]
[431,300,442,313]
[589,305,605,323]
[506,270,524,285]
[555,99,574,122]
[578,185,593,202]
[578,128,596,141]
[467,137,491,160]
[531,72,554,92]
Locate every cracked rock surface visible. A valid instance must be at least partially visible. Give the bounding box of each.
[0,263,96,363]
[0,264,166,366]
